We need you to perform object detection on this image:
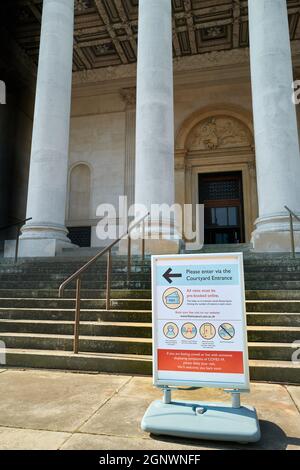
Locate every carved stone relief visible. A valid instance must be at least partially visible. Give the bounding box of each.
[187,116,252,151]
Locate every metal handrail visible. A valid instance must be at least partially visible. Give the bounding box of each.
[58,212,149,354]
[284,206,300,259]
[0,217,32,263]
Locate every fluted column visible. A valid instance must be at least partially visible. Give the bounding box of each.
[134,0,179,252]
[20,0,75,257]
[121,88,136,209]
[249,0,300,252]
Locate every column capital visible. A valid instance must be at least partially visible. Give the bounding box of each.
[120,88,136,110]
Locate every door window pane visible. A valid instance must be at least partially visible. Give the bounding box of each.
[214,208,227,226]
[228,207,239,226]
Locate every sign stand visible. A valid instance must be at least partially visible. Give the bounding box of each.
[141,253,261,444]
[142,386,260,443]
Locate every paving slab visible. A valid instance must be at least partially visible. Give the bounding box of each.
[0,426,70,450]
[79,395,152,438]
[287,386,300,412]
[117,377,300,450]
[0,369,7,373]
[60,433,229,450]
[0,369,129,432]
[0,370,299,450]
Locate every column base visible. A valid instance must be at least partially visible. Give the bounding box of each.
[4,238,77,258]
[118,219,182,255]
[251,214,300,253]
[4,222,77,258]
[118,238,181,256]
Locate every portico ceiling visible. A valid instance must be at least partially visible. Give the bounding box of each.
[8,0,300,72]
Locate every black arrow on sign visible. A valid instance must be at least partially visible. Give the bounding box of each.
[163,268,182,284]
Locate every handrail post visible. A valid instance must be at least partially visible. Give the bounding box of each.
[106,248,112,311]
[141,220,145,270]
[289,213,296,259]
[14,225,21,264]
[74,277,81,354]
[127,234,131,286]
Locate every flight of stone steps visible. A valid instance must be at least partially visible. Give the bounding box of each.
[0,254,299,383]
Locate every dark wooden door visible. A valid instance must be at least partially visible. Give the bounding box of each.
[199,172,245,244]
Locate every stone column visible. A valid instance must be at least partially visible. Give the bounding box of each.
[134,0,179,253]
[121,88,136,209]
[249,0,300,252]
[0,103,10,230]
[20,0,75,257]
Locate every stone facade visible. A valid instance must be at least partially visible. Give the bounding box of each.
[1,0,300,255]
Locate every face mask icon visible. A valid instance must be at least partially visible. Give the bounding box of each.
[163,322,179,339]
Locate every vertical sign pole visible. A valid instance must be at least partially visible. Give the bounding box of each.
[163,387,172,404]
[231,390,241,409]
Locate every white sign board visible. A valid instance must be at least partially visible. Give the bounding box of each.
[152,253,249,390]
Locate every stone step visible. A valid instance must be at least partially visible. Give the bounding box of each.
[0,308,299,327]
[0,333,153,355]
[0,288,299,301]
[2,264,300,274]
[0,259,151,269]
[0,281,152,289]
[247,325,300,343]
[0,289,152,299]
[246,290,300,300]
[0,298,152,310]
[2,297,299,312]
[3,263,300,274]
[245,272,300,280]
[0,319,152,338]
[2,281,300,291]
[0,320,299,343]
[0,325,299,353]
[0,272,151,285]
[188,243,252,253]
[242,257,300,265]
[249,360,300,384]
[240,281,300,290]
[244,265,300,272]
[1,349,299,383]
[249,342,299,361]
[0,349,153,375]
[3,272,300,283]
[246,312,300,326]
[2,278,300,290]
[246,300,300,313]
[0,308,151,322]
[1,257,300,269]
[1,253,299,268]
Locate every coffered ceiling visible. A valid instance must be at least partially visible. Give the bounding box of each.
[7,0,300,72]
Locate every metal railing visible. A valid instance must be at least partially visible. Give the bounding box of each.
[0,217,32,263]
[284,206,300,259]
[58,213,149,354]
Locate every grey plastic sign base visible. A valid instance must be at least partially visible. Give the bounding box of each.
[141,400,261,444]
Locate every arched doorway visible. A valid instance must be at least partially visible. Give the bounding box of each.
[67,163,92,247]
[175,106,258,244]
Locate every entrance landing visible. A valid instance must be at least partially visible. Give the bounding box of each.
[0,369,299,450]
